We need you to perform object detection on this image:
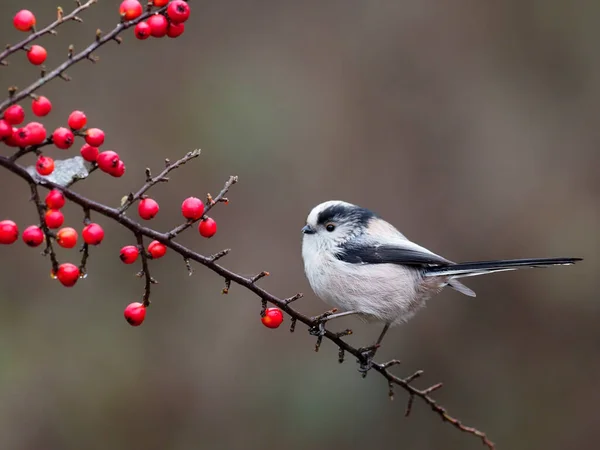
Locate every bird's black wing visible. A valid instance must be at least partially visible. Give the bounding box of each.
[336,243,452,267]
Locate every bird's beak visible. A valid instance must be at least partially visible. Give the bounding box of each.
[301,224,315,235]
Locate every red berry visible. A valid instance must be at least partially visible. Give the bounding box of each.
[56,263,80,287]
[4,105,25,125]
[135,21,151,40]
[36,155,54,176]
[148,240,167,259]
[67,110,87,130]
[167,1,191,23]
[138,198,159,220]
[261,308,284,329]
[31,96,52,117]
[153,0,169,6]
[167,22,185,38]
[0,120,12,140]
[181,197,205,220]
[120,245,139,264]
[82,223,104,245]
[13,10,36,32]
[12,127,30,147]
[124,302,146,326]
[44,209,64,229]
[45,189,65,209]
[56,227,78,248]
[27,45,47,65]
[108,159,126,177]
[4,127,19,147]
[0,220,19,244]
[147,14,168,37]
[22,225,44,247]
[198,217,217,238]
[85,128,105,147]
[52,127,74,149]
[25,122,47,145]
[119,0,143,21]
[80,143,99,162]
[96,150,120,173]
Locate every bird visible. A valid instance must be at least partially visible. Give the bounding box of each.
[301,200,581,359]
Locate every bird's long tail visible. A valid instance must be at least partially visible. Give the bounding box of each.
[424,257,582,279]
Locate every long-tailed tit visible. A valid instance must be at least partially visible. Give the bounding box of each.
[301,200,581,355]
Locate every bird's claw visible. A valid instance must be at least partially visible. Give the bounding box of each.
[308,308,338,337]
[357,344,381,376]
[308,321,326,337]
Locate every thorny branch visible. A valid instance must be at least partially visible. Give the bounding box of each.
[0,1,494,448]
[0,0,97,66]
[0,153,494,449]
[0,1,173,113]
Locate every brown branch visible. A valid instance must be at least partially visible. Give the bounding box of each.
[0,1,97,66]
[119,149,201,214]
[0,153,494,449]
[167,174,238,238]
[0,2,172,113]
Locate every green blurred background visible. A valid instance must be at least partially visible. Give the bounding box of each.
[0,1,598,449]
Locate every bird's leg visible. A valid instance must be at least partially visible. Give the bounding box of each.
[357,322,391,375]
[308,310,358,337]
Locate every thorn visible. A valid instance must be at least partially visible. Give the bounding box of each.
[73,16,83,23]
[334,329,353,338]
[422,383,443,395]
[381,359,402,369]
[250,271,270,284]
[208,249,230,262]
[58,72,71,81]
[403,370,424,384]
[289,317,297,333]
[49,30,58,36]
[283,293,303,305]
[113,36,123,45]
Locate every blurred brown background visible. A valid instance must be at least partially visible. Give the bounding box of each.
[0,1,598,449]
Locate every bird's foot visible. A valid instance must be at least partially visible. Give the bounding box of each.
[308,308,338,337]
[357,343,381,376]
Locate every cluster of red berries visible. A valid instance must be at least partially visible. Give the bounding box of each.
[0,100,122,178]
[0,189,105,288]
[117,0,191,40]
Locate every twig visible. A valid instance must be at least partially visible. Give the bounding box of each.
[0,2,173,113]
[0,1,97,65]
[135,233,154,307]
[167,175,238,238]
[119,149,201,214]
[28,182,59,273]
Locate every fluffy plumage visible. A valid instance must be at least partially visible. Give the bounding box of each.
[301,200,581,326]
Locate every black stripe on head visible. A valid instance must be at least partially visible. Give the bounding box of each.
[317,203,376,228]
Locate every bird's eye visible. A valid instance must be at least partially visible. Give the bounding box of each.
[325,223,335,232]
